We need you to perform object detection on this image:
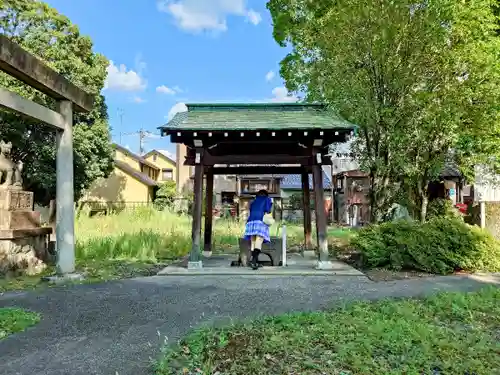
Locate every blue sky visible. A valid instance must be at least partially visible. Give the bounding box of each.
[44,0,296,157]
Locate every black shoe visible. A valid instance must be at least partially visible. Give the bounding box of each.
[251,249,260,270]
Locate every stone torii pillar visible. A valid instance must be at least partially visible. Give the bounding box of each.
[55,100,76,274]
[0,35,94,277]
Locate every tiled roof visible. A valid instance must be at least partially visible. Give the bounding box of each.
[441,160,462,178]
[161,103,355,131]
[113,144,159,170]
[114,160,158,187]
[143,149,176,166]
[281,171,332,190]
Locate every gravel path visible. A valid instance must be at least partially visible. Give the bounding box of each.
[0,274,498,375]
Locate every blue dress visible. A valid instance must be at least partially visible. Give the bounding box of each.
[243,196,273,243]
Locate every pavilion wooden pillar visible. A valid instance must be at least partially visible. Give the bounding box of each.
[189,149,204,269]
[204,167,214,255]
[301,170,313,251]
[312,164,333,269]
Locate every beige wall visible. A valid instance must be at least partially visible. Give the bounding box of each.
[176,144,191,194]
[82,168,153,205]
[144,151,177,182]
[115,149,140,170]
[81,148,155,207]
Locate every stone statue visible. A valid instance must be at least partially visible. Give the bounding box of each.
[0,141,23,189]
[14,160,23,188]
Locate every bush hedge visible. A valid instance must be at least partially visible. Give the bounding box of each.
[427,198,463,220]
[351,217,500,274]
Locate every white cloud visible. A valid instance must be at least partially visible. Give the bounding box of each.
[132,96,146,103]
[157,85,184,95]
[271,86,298,102]
[265,70,275,82]
[246,9,262,25]
[157,0,261,33]
[157,149,176,160]
[104,61,147,92]
[156,85,176,95]
[172,85,184,93]
[134,53,147,73]
[167,102,188,121]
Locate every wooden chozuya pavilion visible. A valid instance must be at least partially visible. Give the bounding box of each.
[159,103,355,270]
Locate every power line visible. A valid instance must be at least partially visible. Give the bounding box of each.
[121,128,161,155]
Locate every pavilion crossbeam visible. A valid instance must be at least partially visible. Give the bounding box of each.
[212,166,306,175]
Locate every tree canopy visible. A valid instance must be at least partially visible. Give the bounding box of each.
[0,0,113,204]
[268,0,500,221]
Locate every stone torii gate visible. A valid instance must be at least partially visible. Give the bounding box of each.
[160,103,355,270]
[0,35,94,275]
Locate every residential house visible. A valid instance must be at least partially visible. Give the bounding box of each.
[81,144,163,211]
[143,149,177,183]
[329,140,468,225]
[280,169,333,222]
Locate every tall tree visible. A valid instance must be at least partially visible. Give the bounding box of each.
[268,0,500,221]
[0,0,114,204]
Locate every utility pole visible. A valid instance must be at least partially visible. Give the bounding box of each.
[115,108,125,145]
[138,128,146,155]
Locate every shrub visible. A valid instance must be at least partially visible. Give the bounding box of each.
[351,217,500,274]
[288,193,302,210]
[427,198,462,220]
[154,181,177,210]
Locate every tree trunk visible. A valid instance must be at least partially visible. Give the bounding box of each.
[417,178,429,222]
[369,170,378,223]
[369,170,393,223]
[420,194,429,223]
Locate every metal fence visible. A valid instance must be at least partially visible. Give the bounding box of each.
[77,201,154,216]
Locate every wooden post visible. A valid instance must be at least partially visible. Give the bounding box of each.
[204,167,214,255]
[301,170,313,251]
[312,164,333,269]
[56,100,75,275]
[189,152,204,269]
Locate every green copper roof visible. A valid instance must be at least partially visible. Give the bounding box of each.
[161,103,355,131]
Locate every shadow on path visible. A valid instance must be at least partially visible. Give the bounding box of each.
[0,274,498,375]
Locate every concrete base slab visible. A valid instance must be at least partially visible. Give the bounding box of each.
[157,267,364,276]
[41,273,84,285]
[158,254,365,277]
[315,260,339,270]
[187,261,203,270]
[302,250,316,259]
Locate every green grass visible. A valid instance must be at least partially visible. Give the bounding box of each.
[75,207,307,261]
[157,287,500,375]
[0,207,324,292]
[0,307,40,340]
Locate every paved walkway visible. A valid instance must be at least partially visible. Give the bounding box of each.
[0,274,498,375]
